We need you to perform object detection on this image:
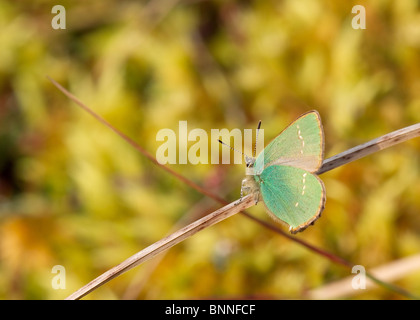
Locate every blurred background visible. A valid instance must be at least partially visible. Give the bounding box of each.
[0,0,420,299]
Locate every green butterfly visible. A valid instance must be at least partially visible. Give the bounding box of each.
[229,111,326,234]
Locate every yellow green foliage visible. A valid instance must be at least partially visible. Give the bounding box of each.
[0,0,419,299]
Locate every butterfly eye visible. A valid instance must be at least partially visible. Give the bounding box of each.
[245,156,255,168]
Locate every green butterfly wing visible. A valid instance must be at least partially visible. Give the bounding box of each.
[253,111,326,233]
[254,111,324,174]
[258,165,326,233]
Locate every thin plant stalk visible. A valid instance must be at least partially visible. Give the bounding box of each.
[66,195,255,300]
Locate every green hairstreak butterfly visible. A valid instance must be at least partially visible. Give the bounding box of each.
[224,111,326,234]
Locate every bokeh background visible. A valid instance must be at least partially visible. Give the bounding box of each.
[1,0,420,299]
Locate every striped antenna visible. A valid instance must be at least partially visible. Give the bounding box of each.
[218,139,254,167]
[218,139,247,157]
[253,120,262,158]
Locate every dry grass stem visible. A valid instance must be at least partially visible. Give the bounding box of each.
[308,253,420,299]
[318,123,420,174]
[65,194,255,300]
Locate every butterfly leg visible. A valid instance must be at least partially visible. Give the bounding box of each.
[241,176,260,204]
[253,190,260,205]
[240,178,247,201]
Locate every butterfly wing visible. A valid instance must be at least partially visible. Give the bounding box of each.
[259,165,326,233]
[254,111,324,174]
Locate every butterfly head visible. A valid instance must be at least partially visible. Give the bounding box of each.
[245,155,255,168]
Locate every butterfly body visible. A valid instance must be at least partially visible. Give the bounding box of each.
[241,111,326,234]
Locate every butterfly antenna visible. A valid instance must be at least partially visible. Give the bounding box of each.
[218,139,247,157]
[253,120,262,158]
[218,139,255,168]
